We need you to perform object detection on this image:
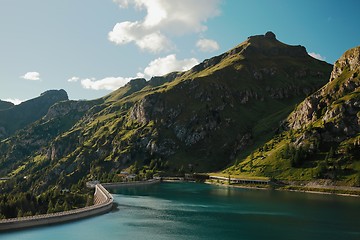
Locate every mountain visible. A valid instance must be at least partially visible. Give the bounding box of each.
[0,90,68,139]
[0,100,14,111]
[227,45,360,186]
[0,32,332,195]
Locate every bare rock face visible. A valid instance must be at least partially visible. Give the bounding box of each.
[287,46,360,143]
[44,100,95,121]
[330,46,360,81]
[287,95,321,129]
[129,94,162,124]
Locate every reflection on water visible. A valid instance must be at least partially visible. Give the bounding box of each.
[1,182,360,240]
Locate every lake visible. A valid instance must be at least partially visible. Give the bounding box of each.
[1,182,360,240]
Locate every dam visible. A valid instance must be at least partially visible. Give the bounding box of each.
[0,184,113,231]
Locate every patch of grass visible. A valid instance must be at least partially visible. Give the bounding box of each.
[9,164,26,177]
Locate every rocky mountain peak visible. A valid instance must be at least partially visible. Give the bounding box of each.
[265,31,276,39]
[35,89,69,106]
[244,31,308,58]
[40,89,68,97]
[330,46,360,81]
[127,78,147,88]
[189,32,312,76]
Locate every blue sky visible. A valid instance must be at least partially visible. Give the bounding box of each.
[1,0,359,103]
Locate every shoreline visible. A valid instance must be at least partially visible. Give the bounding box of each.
[1,178,358,232]
[204,180,360,198]
[102,179,160,189]
[278,185,360,197]
[280,188,360,197]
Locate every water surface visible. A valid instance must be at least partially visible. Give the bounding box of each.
[1,183,360,240]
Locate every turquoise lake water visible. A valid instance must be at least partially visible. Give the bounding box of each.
[1,182,360,240]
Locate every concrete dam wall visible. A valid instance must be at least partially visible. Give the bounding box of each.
[0,184,113,231]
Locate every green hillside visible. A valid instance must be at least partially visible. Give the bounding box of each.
[226,46,360,187]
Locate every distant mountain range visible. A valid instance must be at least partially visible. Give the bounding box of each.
[1,32,358,197]
[0,100,14,111]
[0,90,68,139]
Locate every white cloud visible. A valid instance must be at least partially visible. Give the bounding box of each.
[196,38,220,52]
[109,0,221,52]
[108,22,173,53]
[144,54,199,77]
[136,72,145,78]
[68,77,80,82]
[72,54,199,91]
[3,98,23,105]
[21,72,41,81]
[80,77,134,91]
[137,32,173,53]
[309,52,326,61]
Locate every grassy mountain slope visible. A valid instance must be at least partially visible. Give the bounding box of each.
[92,32,331,172]
[226,46,360,186]
[0,90,69,139]
[0,32,333,196]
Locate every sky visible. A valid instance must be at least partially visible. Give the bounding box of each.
[1,0,359,104]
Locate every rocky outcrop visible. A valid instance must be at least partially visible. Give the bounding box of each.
[129,94,160,124]
[287,46,360,145]
[330,46,360,81]
[288,46,360,128]
[287,93,323,129]
[44,100,96,121]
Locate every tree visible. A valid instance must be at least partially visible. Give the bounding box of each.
[282,143,290,159]
[64,201,70,211]
[47,201,54,214]
[149,159,157,170]
[355,172,360,187]
[327,147,335,162]
[145,170,153,180]
[178,165,185,175]
[249,158,253,172]
[86,196,93,207]
[132,161,140,174]
[292,150,300,167]
[17,209,23,218]
[54,201,62,212]
[315,162,327,178]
